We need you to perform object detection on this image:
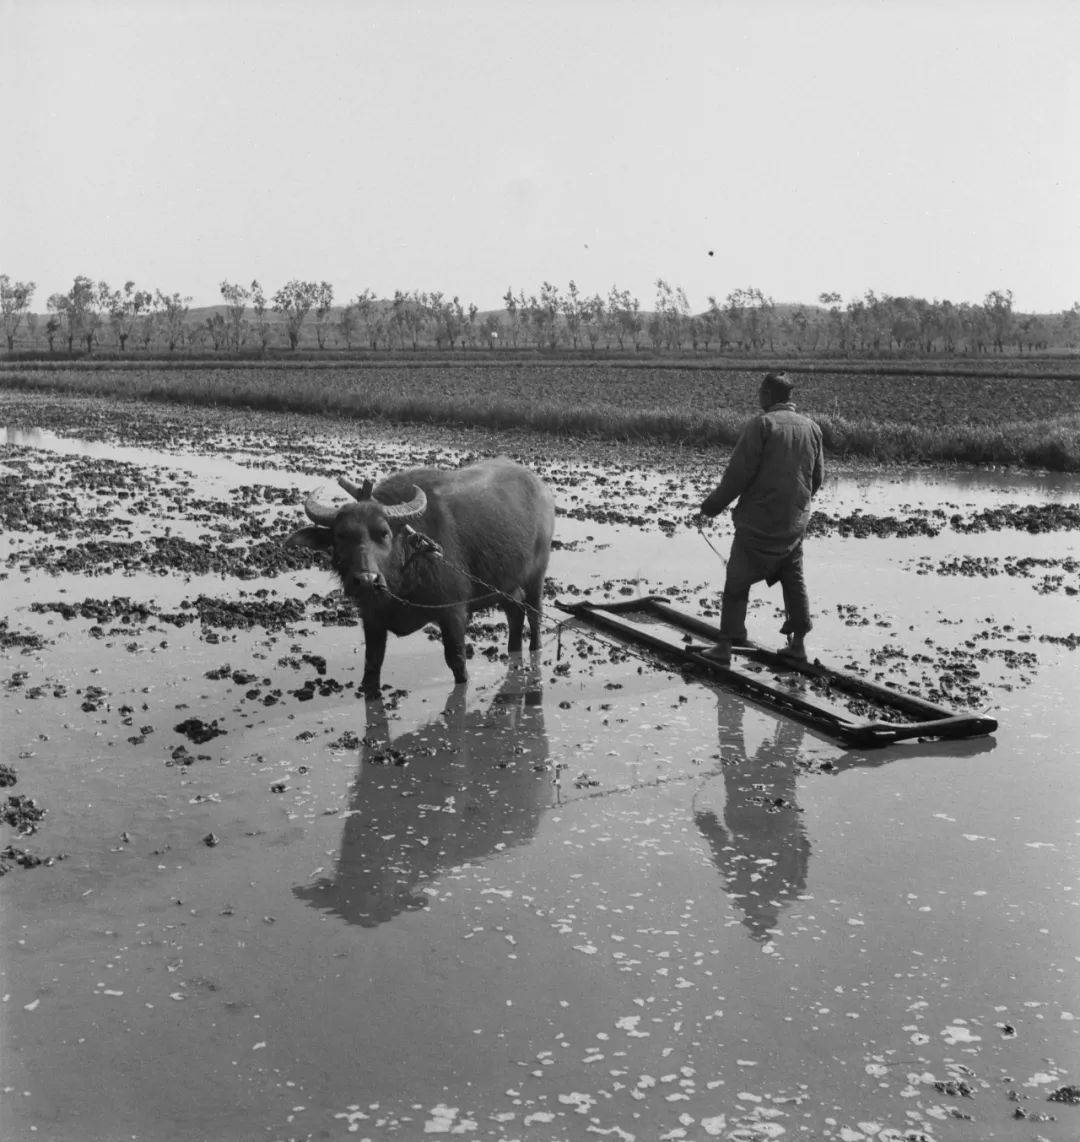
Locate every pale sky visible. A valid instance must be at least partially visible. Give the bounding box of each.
[3,0,1077,313]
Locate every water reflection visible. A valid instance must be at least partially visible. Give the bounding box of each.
[839,464,1077,500]
[5,426,168,464]
[695,701,997,945]
[1,426,303,489]
[295,657,548,926]
[695,709,810,944]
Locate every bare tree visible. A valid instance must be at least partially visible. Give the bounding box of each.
[705,296,732,352]
[205,312,229,351]
[312,281,334,349]
[580,292,605,350]
[606,286,642,350]
[983,289,1014,353]
[1061,302,1080,349]
[406,289,428,348]
[843,297,867,353]
[449,296,466,348]
[104,280,153,352]
[937,300,962,354]
[653,278,690,350]
[1016,314,1045,353]
[538,282,561,349]
[137,306,157,353]
[390,289,411,349]
[464,302,479,348]
[817,292,846,353]
[0,275,36,352]
[725,287,775,352]
[519,292,542,348]
[561,280,583,349]
[856,291,889,353]
[502,287,521,348]
[155,291,191,352]
[338,303,358,350]
[272,279,321,350]
[480,312,501,349]
[250,280,272,352]
[48,276,103,353]
[424,292,465,349]
[352,289,379,349]
[219,280,251,351]
[423,290,446,347]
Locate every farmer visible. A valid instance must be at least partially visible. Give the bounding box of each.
[697,371,824,665]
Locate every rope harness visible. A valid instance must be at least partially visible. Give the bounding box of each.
[359,519,731,674]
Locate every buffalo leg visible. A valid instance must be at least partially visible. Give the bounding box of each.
[504,590,526,654]
[438,609,469,684]
[523,577,544,650]
[361,620,388,696]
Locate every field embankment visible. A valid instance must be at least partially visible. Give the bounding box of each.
[2,360,1078,470]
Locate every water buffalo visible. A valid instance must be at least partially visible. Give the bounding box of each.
[285,456,555,694]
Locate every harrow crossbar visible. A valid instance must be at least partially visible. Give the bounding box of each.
[556,595,998,748]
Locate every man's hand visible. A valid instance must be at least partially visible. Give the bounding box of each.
[692,511,714,528]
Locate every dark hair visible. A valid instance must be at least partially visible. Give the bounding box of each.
[762,371,794,401]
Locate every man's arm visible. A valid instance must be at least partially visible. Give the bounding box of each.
[700,418,765,516]
[811,426,824,497]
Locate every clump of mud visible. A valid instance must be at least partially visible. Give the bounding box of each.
[0,619,48,651]
[0,760,61,874]
[956,502,1080,533]
[804,501,1080,541]
[174,717,226,744]
[0,844,64,874]
[3,793,45,834]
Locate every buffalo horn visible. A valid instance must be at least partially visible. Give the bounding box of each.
[379,485,427,520]
[302,491,339,526]
[339,476,374,501]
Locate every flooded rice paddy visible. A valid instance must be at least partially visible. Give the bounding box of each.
[1,394,1078,1142]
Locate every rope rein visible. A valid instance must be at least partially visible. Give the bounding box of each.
[696,523,728,569]
[379,556,660,673]
[381,521,728,614]
[356,518,730,675]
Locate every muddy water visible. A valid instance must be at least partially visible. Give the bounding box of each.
[1,398,1078,1141]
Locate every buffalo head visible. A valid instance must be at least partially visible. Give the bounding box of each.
[285,476,428,597]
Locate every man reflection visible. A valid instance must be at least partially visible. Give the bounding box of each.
[294,657,549,927]
[694,705,810,944]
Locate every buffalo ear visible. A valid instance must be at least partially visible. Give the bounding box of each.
[285,526,333,555]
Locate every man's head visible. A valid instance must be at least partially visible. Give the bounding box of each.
[758,371,794,409]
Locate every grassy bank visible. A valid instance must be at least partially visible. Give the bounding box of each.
[3,361,1078,470]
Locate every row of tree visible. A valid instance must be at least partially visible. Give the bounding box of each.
[0,275,336,355]
[2,273,1078,356]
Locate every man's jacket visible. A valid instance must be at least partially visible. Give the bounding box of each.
[701,402,824,556]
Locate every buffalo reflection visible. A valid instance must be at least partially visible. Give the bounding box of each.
[295,657,549,927]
